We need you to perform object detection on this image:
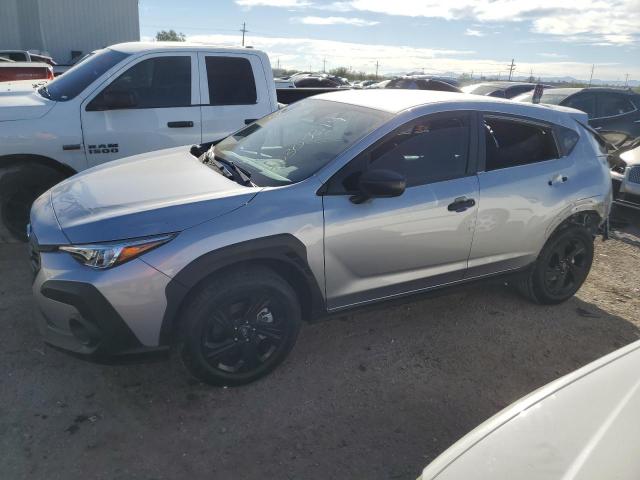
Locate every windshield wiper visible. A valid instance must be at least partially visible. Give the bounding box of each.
[214,155,254,187]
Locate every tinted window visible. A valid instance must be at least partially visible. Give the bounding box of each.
[387,79,419,89]
[5,52,28,61]
[484,117,558,170]
[214,99,390,186]
[206,56,256,105]
[40,48,130,101]
[596,93,635,118]
[563,94,596,118]
[368,114,471,187]
[505,85,534,98]
[101,56,191,108]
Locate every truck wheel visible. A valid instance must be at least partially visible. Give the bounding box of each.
[0,164,66,241]
[179,266,301,386]
[516,226,594,305]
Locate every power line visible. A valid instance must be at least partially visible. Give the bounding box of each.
[240,22,248,46]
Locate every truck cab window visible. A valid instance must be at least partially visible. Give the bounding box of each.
[205,56,257,105]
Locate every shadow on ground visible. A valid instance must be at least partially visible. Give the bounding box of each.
[1,243,639,480]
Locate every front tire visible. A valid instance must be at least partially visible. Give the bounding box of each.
[0,163,66,241]
[517,226,594,304]
[179,266,301,386]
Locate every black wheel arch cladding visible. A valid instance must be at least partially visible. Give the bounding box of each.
[160,234,325,345]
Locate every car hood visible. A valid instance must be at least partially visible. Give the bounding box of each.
[418,340,640,480]
[50,146,261,244]
[0,87,55,121]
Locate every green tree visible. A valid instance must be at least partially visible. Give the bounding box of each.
[156,30,186,42]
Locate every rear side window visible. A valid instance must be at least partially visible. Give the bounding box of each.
[484,117,559,171]
[555,126,580,156]
[368,114,471,187]
[596,93,635,118]
[205,56,257,105]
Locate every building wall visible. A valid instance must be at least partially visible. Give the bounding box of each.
[0,0,140,63]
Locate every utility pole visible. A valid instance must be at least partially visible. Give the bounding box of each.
[323,58,326,73]
[240,22,248,46]
[276,57,280,70]
[625,73,630,87]
[529,68,534,83]
[507,58,516,81]
[588,64,595,87]
[470,70,473,79]
[375,60,379,79]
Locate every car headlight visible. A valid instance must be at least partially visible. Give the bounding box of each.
[59,233,175,269]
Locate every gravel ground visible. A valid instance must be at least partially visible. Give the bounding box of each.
[1,214,639,480]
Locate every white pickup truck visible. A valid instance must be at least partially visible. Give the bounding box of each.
[0,42,286,240]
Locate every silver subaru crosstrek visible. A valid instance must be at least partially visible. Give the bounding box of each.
[29,90,612,386]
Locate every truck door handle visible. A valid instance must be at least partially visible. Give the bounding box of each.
[167,121,194,128]
[244,118,257,125]
[447,197,476,212]
[548,174,568,186]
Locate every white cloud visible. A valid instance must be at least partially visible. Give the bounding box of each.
[244,0,640,45]
[538,52,568,58]
[464,28,484,37]
[186,33,640,80]
[295,15,379,26]
[236,0,311,7]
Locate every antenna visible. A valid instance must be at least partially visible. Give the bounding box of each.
[240,22,248,47]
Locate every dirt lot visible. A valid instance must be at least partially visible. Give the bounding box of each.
[1,210,639,480]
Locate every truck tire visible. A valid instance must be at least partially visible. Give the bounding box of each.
[0,163,67,241]
[179,266,302,386]
[516,226,594,305]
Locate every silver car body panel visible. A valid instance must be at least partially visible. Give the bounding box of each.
[30,90,611,350]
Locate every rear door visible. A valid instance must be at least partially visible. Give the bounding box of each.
[468,114,574,276]
[198,52,273,143]
[323,111,479,309]
[81,52,201,167]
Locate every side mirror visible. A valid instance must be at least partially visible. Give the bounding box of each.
[350,169,406,204]
[90,90,137,110]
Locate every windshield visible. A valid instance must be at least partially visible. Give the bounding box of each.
[38,48,130,101]
[213,99,391,186]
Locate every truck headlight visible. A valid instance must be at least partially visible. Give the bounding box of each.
[59,233,175,269]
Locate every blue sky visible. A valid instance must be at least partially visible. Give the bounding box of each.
[139,0,639,81]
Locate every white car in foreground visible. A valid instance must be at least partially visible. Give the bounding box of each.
[419,339,640,479]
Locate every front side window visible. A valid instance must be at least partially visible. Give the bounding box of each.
[213,99,390,186]
[100,56,191,108]
[205,56,256,105]
[368,114,471,187]
[40,48,130,101]
[484,117,559,171]
[596,93,635,118]
[563,94,596,118]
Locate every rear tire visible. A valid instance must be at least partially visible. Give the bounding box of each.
[516,226,594,305]
[0,163,67,241]
[179,266,301,386]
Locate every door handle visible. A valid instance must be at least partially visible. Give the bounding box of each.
[167,121,194,128]
[548,174,568,186]
[244,118,257,125]
[447,197,476,213]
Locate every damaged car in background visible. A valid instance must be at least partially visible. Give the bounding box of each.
[609,137,640,210]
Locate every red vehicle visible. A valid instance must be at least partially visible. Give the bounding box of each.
[0,62,54,82]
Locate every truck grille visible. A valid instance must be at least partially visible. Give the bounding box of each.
[629,166,640,184]
[28,233,41,276]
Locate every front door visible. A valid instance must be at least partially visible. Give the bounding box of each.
[81,52,201,167]
[323,112,479,310]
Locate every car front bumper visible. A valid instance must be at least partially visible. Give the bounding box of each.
[31,240,172,359]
